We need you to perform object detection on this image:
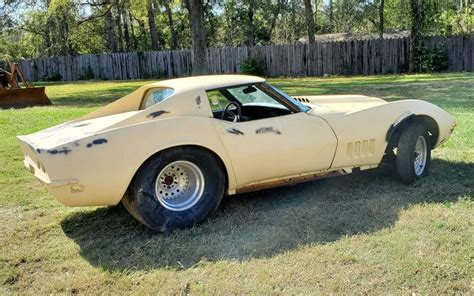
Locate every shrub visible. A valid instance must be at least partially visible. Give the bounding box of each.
[420,47,449,73]
[42,73,62,81]
[239,57,264,76]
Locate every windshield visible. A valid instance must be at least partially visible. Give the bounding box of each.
[227,85,287,109]
[265,83,311,112]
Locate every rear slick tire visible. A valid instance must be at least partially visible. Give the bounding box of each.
[123,147,226,232]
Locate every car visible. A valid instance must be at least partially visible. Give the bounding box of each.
[17,75,456,231]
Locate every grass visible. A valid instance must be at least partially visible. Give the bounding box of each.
[0,73,473,294]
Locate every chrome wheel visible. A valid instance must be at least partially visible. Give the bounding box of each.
[155,161,205,211]
[414,136,427,176]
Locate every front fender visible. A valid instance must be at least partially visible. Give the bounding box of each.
[383,100,455,148]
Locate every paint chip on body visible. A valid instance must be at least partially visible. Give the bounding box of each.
[86,138,108,148]
[255,127,282,135]
[147,110,170,118]
[227,128,244,135]
[47,147,72,155]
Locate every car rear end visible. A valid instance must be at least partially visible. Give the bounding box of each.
[16,111,141,206]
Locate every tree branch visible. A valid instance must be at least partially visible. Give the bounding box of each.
[18,26,48,37]
[77,5,112,26]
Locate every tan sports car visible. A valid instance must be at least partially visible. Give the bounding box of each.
[17,75,456,231]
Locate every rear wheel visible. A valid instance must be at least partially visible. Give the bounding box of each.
[396,122,432,184]
[123,147,226,232]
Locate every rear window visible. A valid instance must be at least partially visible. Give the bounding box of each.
[141,88,174,109]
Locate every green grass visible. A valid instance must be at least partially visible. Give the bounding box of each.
[1,73,473,294]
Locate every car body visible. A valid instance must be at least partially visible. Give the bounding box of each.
[17,75,456,230]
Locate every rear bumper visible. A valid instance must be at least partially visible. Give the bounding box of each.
[18,136,80,205]
[21,154,78,188]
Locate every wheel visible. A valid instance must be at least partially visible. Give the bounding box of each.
[396,122,431,184]
[123,147,226,232]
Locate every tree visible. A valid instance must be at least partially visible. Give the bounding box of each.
[245,0,255,46]
[184,0,208,74]
[303,0,316,43]
[105,8,118,52]
[147,0,160,50]
[0,0,472,61]
[267,0,284,42]
[410,0,424,72]
[162,0,178,49]
[328,0,334,32]
[379,0,384,38]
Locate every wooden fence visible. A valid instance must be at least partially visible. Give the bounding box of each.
[12,35,474,82]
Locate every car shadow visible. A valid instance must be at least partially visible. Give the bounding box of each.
[61,158,472,271]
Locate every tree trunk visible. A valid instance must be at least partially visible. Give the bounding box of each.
[303,0,316,43]
[184,0,208,75]
[268,0,283,42]
[410,0,424,72]
[129,12,138,50]
[114,2,124,52]
[246,1,255,46]
[44,19,53,56]
[163,0,178,49]
[123,9,132,51]
[379,0,384,39]
[105,9,117,52]
[147,0,159,51]
[289,0,297,42]
[329,0,334,32]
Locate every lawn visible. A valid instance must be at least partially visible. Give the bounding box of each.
[0,73,472,294]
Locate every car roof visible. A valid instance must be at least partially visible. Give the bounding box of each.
[144,74,266,92]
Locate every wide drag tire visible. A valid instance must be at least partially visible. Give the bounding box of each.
[396,122,432,184]
[123,147,226,232]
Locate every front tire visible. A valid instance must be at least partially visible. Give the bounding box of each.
[396,122,432,184]
[123,147,226,232]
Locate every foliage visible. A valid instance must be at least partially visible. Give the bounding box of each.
[239,57,264,76]
[419,47,449,73]
[0,0,472,60]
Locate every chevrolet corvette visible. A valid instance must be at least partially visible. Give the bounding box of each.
[17,75,456,231]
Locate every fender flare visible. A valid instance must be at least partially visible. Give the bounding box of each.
[386,113,440,148]
[385,113,416,142]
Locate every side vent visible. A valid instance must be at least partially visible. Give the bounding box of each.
[346,139,375,159]
[295,97,310,103]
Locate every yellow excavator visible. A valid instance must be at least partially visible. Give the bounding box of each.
[0,61,51,109]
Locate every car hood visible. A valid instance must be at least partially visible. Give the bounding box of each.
[294,95,387,116]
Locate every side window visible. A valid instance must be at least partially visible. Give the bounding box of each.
[141,88,174,109]
[206,90,230,112]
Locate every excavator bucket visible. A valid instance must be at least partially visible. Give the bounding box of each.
[0,61,52,109]
[0,87,51,109]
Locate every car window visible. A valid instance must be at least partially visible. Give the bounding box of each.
[206,90,230,112]
[227,85,288,109]
[141,88,174,109]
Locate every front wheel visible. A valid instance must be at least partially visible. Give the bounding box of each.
[123,147,226,232]
[396,122,432,184]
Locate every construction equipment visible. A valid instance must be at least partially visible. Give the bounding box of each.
[0,61,51,109]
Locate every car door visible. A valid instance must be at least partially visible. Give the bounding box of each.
[213,112,337,188]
